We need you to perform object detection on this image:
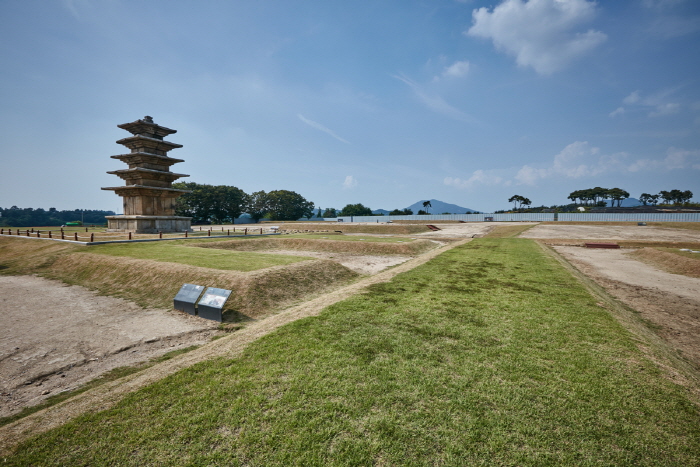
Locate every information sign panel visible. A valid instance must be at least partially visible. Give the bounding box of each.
[197,287,232,322]
[173,284,205,316]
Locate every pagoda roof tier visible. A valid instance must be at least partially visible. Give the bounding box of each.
[117,116,176,140]
[107,167,189,178]
[101,185,192,198]
[117,135,183,155]
[111,152,184,164]
[107,168,189,186]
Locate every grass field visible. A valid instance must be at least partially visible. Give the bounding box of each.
[85,241,309,271]
[7,238,700,465]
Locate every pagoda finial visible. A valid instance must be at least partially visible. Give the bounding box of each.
[143,115,154,123]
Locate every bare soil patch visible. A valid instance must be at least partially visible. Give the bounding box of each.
[0,275,219,419]
[252,250,413,275]
[552,246,700,372]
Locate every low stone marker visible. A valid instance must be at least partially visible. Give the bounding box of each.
[173,284,205,315]
[197,287,232,322]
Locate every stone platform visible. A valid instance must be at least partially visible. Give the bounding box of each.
[105,215,192,234]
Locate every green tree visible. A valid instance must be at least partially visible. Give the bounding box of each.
[639,193,657,206]
[322,208,337,218]
[659,190,673,204]
[389,208,413,215]
[607,188,630,207]
[173,182,246,224]
[244,191,271,222]
[266,190,314,220]
[422,200,432,213]
[339,203,372,217]
[508,195,531,210]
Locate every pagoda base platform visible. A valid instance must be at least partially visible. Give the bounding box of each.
[105,215,192,234]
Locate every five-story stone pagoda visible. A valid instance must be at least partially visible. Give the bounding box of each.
[103,116,192,233]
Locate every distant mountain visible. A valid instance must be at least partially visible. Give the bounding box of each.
[405,199,477,214]
[605,198,642,207]
[372,209,390,215]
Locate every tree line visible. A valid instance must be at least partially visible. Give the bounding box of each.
[0,207,116,227]
[172,182,315,223]
[639,190,694,206]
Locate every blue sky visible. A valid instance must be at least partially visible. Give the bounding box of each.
[1,0,699,214]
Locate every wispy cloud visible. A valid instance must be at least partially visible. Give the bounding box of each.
[610,88,682,118]
[609,107,625,118]
[393,74,476,123]
[297,114,350,144]
[434,60,471,81]
[629,147,700,172]
[466,0,607,75]
[342,175,358,189]
[444,170,504,189]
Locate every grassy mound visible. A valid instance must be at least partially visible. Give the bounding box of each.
[9,239,700,465]
[629,247,700,278]
[194,237,437,256]
[85,241,309,271]
[44,253,358,320]
[0,237,79,275]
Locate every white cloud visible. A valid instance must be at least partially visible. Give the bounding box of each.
[609,107,625,118]
[649,102,680,117]
[297,114,350,144]
[394,74,476,123]
[623,91,640,105]
[442,61,471,78]
[630,147,700,172]
[613,89,682,118]
[466,0,607,75]
[513,141,620,185]
[444,170,503,189]
[342,175,358,189]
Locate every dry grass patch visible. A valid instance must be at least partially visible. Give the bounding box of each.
[194,237,437,256]
[0,237,79,274]
[629,248,700,278]
[44,252,358,320]
[279,223,431,235]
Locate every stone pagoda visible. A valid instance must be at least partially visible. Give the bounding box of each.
[102,116,192,233]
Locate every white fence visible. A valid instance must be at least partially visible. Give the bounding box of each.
[334,212,700,223]
[336,213,555,223]
[557,213,700,222]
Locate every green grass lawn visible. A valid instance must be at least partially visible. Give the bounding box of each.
[85,241,310,271]
[7,239,700,465]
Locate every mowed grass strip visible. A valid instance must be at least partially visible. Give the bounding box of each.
[8,239,700,465]
[85,241,309,271]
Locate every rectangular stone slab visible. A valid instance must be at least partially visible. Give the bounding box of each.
[173,284,205,315]
[197,287,232,322]
[584,243,621,249]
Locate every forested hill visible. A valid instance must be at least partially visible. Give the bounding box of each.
[0,207,115,227]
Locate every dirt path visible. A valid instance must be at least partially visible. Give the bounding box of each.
[0,276,219,419]
[0,239,469,455]
[253,249,415,275]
